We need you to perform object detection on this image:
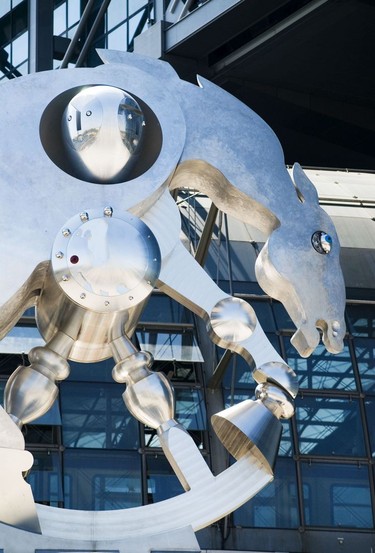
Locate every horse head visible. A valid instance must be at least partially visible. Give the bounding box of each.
[255,163,346,357]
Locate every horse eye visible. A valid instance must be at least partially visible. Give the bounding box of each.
[312,231,332,254]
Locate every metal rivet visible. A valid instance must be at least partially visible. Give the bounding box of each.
[129,296,134,301]
[86,110,92,116]
[80,293,86,299]
[147,280,151,285]
[55,251,64,259]
[104,206,113,217]
[80,211,89,222]
[62,274,69,281]
[153,258,157,262]
[62,228,71,237]
[127,114,133,120]
[104,300,110,306]
[68,115,72,121]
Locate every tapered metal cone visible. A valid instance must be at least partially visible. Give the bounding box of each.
[211,399,282,471]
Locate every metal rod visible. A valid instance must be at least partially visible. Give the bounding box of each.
[208,349,232,389]
[75,0,112,68]
[60,0,97,69]
[194,202,218,266]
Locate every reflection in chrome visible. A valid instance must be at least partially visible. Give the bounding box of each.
[312,230,333,254]
[62,85,144,183]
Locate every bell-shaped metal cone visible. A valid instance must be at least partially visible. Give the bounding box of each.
[211,399,282,471]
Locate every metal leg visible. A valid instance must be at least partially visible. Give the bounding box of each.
[110,332,213,490]
[4,330,72,427]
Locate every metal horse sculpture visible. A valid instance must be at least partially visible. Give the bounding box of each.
[0,51,345,550]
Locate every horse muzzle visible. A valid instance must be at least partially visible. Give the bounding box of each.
[291,318,345,358]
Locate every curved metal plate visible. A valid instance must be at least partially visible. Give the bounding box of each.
[0,61,185,316]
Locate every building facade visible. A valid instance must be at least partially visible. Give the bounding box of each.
[0,1,374,552]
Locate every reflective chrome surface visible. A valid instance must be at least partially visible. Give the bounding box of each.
[62,85,144,183]
[0,408,40,533]
[255,383,295,419]
[253,361,299,398]
[4,345,70,426]
[52,208,161,313]
[211,399,282,470]
[210,297,257,342]
[0,50,347,546]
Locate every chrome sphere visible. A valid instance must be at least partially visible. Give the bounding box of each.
[62,85,144,183]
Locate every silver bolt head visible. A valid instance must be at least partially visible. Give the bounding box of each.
[104,300,110,306]
[62,274,69,281]
[55,251,64,259]
[62,228,71,237]
[80,293,86,299]
[104,206,113,217]
[80,211,89,222]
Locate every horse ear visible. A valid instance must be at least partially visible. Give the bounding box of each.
[292,163,319,204]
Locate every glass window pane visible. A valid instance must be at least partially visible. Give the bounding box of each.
[146,455,184,503]
[24,424,58,445]
[251,300,276,332]
[295,396,366,457]
[0,2,10,18]
[233,458,299,528]
[223,387,253,408]
[175,388,206,430]
[278,419,293,457]
[140,294,192,324]
[129,0,148,14]
[347,304,375,338]
[137,331,203,362]
[67,0,80,27]
[222,354,255,390]
[0,353,23,378]
[107,23,127,51]
[355,338,375,392]
[27,450,63,506]
[285,338,356,391]
[301,462,373,528]
[68,359,114,383]
[11,30,28,66]
[54,2,66,35]
[273,303,296,332]
[205,240,258,283]
[63,450,142,509]
[107,0,127,29]
[162,360,198,383]
[0,325,44,354]
[61,382,139,449]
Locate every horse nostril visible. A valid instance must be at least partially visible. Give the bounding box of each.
[332,320,340,337]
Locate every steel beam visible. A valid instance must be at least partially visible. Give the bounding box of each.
[28,0,53,73]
